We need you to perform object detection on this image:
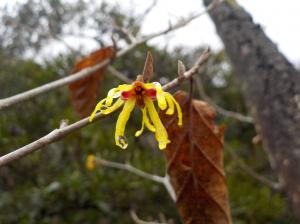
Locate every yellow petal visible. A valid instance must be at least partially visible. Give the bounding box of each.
[157,93,167,110]
[165,93,182,126]
[144,108,156,132]
[165,93,175,115]
[153,82,168,111]
[143,82,156,89]
[135,108,156,137]
[89,98,106,122]
[115,98,136,149]
[152,82,163,93]
[135,109,146,137]
[101,98,124,115]
[144,97,170,150]
[117,84,133,91]
[105,88,119,107]
[172,96,183,126]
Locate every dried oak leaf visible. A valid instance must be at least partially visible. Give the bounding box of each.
[160,91,232,224]
[69,47,114,118]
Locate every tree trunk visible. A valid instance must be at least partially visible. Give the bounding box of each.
[203,0,300,220]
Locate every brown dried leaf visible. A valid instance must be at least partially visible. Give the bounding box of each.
[69,47,114,118]
[160,91,232,224]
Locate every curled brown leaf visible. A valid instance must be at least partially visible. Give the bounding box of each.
[160,91,232,224]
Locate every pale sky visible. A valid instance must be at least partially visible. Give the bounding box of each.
[1,0,300,65]
[137,0,300,65]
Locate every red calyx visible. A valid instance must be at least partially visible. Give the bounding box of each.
[145,88,157,100]
[121,91,132,100]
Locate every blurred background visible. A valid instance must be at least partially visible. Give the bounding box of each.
[0,0,299,223]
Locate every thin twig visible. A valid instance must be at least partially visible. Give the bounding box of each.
[226,145,283,191]
[0,0,220,111]
[0,50,210,168]
[95,156,164,183]
[130,210,168,224]
[143,0,223,40]
[54,34,133,85]
[51,33,133,85]
[140,0,158,20]
[94,156,176,201]
[0,113,103,167]
[162,174,176,202]
[107,66,133,83]
[195,76,254,123]
[162,48,210,91]
[0,57,110,110]
[112,20,137,43]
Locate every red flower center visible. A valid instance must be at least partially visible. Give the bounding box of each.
[121,91,131,100]
[121,83,157,101]
[145,88,157,100]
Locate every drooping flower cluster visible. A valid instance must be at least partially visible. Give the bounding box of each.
[89,81,182,150]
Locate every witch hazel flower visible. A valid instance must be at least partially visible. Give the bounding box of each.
[89,52,182,150]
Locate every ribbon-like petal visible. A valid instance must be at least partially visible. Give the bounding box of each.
[153,82,167,110]
[172,95,183,126]
[165,93,175,115]
[101,98,124,115]
[144,108,156,132]
[105,88,119,106]
[115,98,136,149]
[165,92,182,126]
[144,97,170,150]
[89,98,106,122]
[135,108,156,137]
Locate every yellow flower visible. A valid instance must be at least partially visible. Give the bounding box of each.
[86,154,96,170]
[89,81,182,150]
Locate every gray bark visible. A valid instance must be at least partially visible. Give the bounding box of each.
[203,0,300,220]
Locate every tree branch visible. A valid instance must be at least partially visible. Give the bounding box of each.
[140,0,158,21]
[107,66,133,84]
[0,114,101,167]
[0,1,220,111]
[143,0,222,40]
[0,50,210,168]
[195,76,254,123]
[112,21,137,43]
[130,210,169,224]
[93,156,176,201]
[162,48,210,91]
[50,29,133,85]
[95,156,164,183]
